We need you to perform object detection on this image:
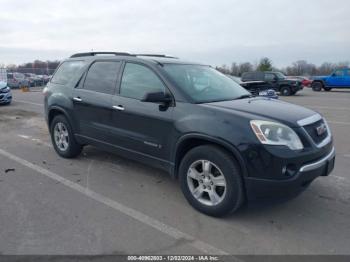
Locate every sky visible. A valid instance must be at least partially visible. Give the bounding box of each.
[0,0,349,67]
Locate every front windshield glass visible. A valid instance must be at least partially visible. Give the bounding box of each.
[163,64,250,103]
[275,72,286,79]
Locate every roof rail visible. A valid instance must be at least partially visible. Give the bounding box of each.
[134,54,178,59]
[70,52,133,58]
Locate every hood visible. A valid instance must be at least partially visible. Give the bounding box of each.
[204,97,316,127]
[312,76,328,80]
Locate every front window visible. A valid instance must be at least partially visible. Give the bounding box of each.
[274,72,286,79]
[163,64,250,103]
[265,73,276,81]
[334,70,344,77]
[120,63,166,100]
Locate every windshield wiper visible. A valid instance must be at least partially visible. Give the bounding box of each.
[235,94,253,100]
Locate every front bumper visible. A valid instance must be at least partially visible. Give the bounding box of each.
[245,147,335,200]
[0,91,12,104]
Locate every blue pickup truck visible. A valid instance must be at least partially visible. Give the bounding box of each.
[312,68,350,91]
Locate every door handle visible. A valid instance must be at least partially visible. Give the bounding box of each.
[113,105,125,111]
[73,97,82,102]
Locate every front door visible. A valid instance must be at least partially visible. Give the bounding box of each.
[327,69,345,87]
[264,72,279,90]
[110,62,174,162]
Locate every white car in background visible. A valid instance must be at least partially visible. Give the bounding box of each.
[0,81,12,105]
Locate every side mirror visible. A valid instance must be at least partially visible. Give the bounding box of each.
[331,73,336,77]
[141,91,172,104]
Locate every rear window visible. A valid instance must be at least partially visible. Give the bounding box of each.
[51,61,85,85]
[83,61,121,94]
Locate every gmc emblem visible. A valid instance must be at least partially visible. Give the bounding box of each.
[316,123,327,136]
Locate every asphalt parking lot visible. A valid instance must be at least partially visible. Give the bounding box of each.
[0,88,349,255]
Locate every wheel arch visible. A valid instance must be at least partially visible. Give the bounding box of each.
[172,134,248,180]
[312,80,325,87]
[48,106,73,128]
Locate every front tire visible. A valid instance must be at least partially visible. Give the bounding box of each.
[179,145,244,217]
[280,86,292,96]
[312,82,323,91]
[50,115,82,158]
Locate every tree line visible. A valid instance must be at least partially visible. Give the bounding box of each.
[3,60,60,75]
[216,58,350,77]
[2,57,349,77]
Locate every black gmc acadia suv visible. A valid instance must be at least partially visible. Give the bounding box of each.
[44,52,335,216]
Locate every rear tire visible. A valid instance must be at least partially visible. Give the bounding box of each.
[50,115,82,158]
[280,86,292,96]
[179,145,244,217]
[312,82,323,91]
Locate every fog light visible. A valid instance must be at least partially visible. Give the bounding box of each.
[284,164,297,177]
[282,165,287,175]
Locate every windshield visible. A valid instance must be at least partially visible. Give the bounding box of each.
[163,64,250,103]
[275,72,286,79]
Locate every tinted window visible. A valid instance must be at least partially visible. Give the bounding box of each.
[51,61,85,85]
[163,64,249,103]
[346,69,350,76]
[120,63,166,100]
[265,73,275,81]
[84,61,120,94]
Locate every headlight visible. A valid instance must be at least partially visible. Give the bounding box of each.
[0,87,10,93]
[259,91,268,96]
[250,120,303,150]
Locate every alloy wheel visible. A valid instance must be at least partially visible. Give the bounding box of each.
[187,160,227,206]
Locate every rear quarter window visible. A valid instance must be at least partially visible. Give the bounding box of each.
[51,61,85,85]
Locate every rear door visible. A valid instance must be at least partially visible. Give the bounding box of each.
[110,62,174,161]
[73,60,121,143]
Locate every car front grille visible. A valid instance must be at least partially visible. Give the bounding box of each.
[303,119,329,145]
